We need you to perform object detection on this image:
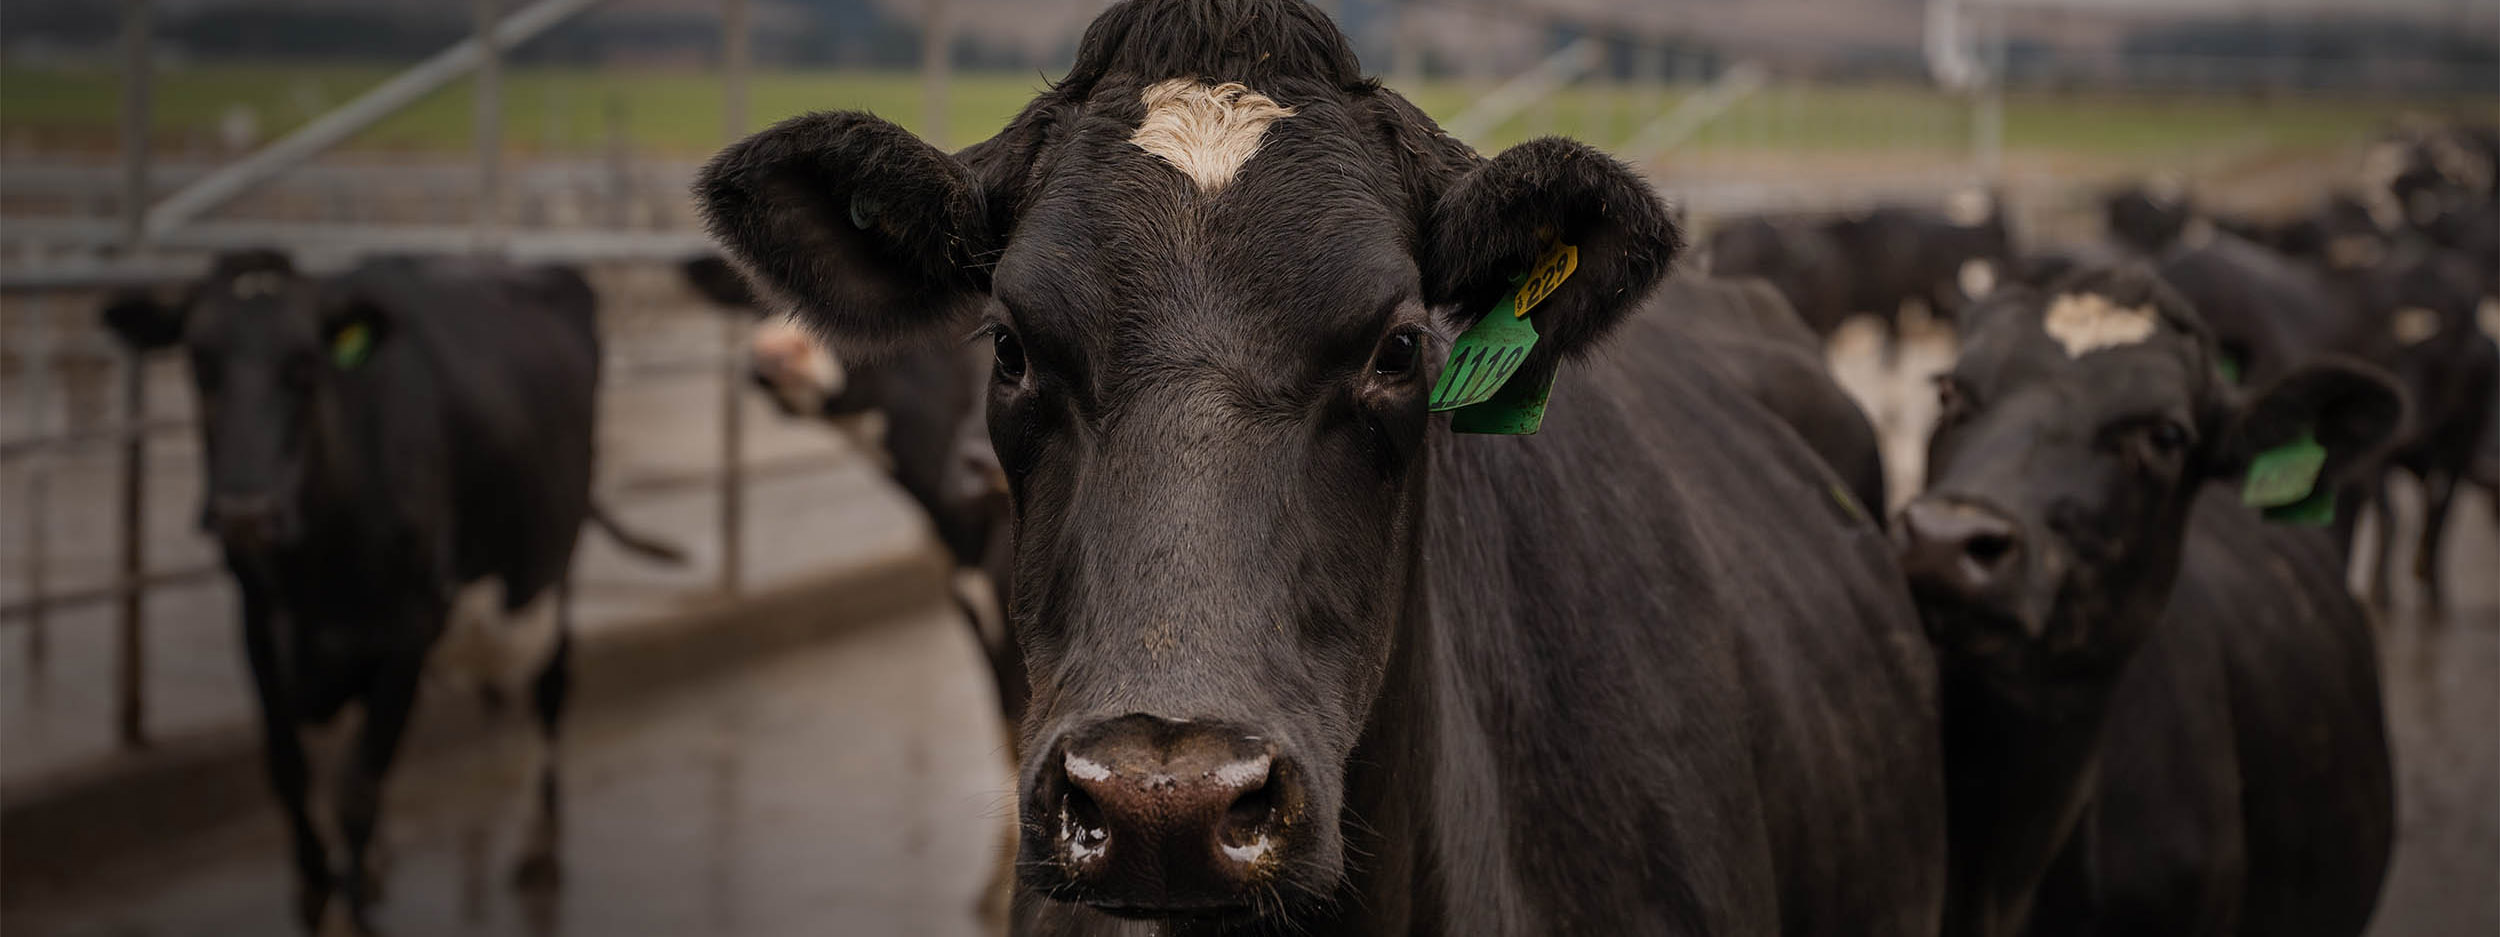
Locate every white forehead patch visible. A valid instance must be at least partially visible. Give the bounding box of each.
[2043,292,2159,358]
[1958,258,1998,300]
[1130,79,1296,193]
[2477,296,2499,342]
[1946,187,1994,226]
[2391,307,2442,347]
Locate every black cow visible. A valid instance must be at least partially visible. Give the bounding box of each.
[695,1,1946,932]
[1706,214,1853,335]
[1671,272,1890,519]
[1898,264,2399,936]
[2340,247,2500,609]
[681,255,1027,727]
[100,251,680,934]
[1709,200,2012,359]
[1826,200,2013,329]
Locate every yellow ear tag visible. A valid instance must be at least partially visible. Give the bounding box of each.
[1513,242,1579,318]
[332,323,373,370]
[1430,239,1580,435]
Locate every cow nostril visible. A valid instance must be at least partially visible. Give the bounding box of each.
[1219,780,1278,859]
[1058,778,1110,866]
[1965,531,2015,566]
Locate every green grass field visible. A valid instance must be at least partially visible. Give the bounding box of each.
[0,64,2481,162]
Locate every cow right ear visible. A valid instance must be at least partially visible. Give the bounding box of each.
[100,290,187,351]
[695,112,993,350]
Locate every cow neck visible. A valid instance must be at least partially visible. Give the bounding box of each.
[1330,430,1549,935]
[288,382,387,555]
[1938,672,2118,937]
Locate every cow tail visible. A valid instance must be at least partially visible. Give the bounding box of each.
[587,502,689,565]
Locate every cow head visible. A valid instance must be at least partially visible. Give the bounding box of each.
[102,250,386,558]
[1898,264,2401,702]
[695,0,1675,923]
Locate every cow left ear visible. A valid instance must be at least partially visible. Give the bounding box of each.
[2211,359,2405,522]
[1422,138,1682,357]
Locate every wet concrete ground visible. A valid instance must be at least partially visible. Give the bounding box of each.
[4,601,1015,937]
[4,327,2493,936]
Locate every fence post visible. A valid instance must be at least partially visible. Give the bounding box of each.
[20,299,53,671]
[921,0,952,150]
[475,0,505,251]
[117,346,149,749]
[718,0,751,595]
[119,0,152,252]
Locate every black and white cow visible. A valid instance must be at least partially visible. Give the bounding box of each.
[1898,264,2399,937]
[100,251,681,934]
[695,0,1945,932]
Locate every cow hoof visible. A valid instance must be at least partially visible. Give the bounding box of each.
[512,853,564,892]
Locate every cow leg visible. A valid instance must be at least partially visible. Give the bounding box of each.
[2414,469,2457,614]
[514,624,571,891]
[241,594,330,931]
[338,641,425,934]
[2367,473,2397,610]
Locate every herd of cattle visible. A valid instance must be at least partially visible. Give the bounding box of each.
[84,1,2494,935]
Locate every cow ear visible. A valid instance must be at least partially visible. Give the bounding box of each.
[2211,359,2405,520]
[100,289,189,351]
[695,111,992,350]
[682,254,760,311]
[1422,138,1681,357]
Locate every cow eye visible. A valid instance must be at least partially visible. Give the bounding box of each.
[991,328,1028,383]
[2144,420,2190,454]
[1373,329,1421,377]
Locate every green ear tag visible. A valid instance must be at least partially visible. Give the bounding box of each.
[331,323,373,370]
[1450,362,1556,434]
[1429,241,1578,435]
[2216,354,2242,386]
[1428,292,1539,413]
[2262,489,2337,527]
[2241,430,2326,511]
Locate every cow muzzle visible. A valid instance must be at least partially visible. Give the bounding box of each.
[1028,714,1302,918]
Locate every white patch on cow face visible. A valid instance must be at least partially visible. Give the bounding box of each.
[2477,296,2499,342]
[2043,292,2159,359]
[1130,79,1296,193]
[1946,187,1994,226]
[1958,259,1998,301]
[749,318,846,413]
[2145,173,2187,209]
[2391,307,2442,347]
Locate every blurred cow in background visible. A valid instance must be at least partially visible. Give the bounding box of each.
[682,255,1027,729]
[101,250,682,935]
[1709,190,2012,365]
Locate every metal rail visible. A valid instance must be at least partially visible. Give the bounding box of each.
[140,0,605,241]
